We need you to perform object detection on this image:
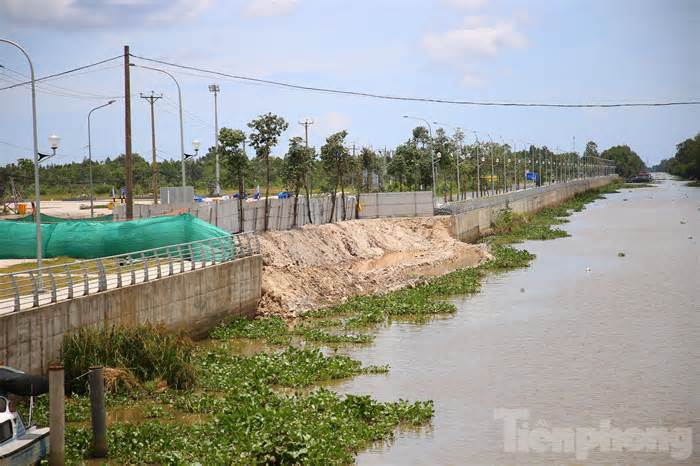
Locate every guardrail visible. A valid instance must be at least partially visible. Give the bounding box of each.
[0,233,260,314]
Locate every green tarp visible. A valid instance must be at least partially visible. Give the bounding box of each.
[0,214,231,260]
[8,213,114,223]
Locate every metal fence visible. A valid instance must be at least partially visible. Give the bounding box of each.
[0,233,260,314]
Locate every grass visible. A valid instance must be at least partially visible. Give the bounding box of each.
[686,180,700,187]
[622,182,655,188]
[61,324,196,394]
[48,180,619,464]
[0,256,77,274]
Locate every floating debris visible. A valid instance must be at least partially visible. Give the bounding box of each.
[586,267,591,272]
[520,288,525,293]
[617,252,626,257]
[680,221,687,224]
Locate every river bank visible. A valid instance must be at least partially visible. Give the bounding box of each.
[257,216,491,318]
[34,180,624,463]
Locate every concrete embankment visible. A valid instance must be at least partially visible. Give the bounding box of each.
[0,255,261,374]
[449,176,617,241]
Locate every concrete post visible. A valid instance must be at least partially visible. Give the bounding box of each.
[49,364,65,466]
[89,366,107,458]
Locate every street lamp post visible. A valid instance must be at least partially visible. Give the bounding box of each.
[209,84,221,196]
[130,64,189,187]
[0,38,58,272]
[403,116,436,199]
[432,122,465,201]
[87,100,116,218]
[485,134,496,195]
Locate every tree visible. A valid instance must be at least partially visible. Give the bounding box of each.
[320,131,351,222]
[247,113,289,231]
[600,145,644,178]
[283,137,314,227]
[583,141,599,159]
[358,147,378,192]
[218,128,247,232]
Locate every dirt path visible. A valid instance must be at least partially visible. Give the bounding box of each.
[257,216,491,317]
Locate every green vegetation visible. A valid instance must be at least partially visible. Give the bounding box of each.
[50,334,424,464]
[600,145,646,178]
[687,180,700,187]
[622,182,654,188]
[654,133,700,181]
[61,324,196,393]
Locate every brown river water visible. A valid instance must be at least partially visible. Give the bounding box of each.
[330,177,699,465]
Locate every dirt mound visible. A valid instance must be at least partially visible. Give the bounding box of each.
[258,217,491,317]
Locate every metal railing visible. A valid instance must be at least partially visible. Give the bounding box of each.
[0,233,260,314]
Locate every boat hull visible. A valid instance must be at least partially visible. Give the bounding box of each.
[0,427,49,466]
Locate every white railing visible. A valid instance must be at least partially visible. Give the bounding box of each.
[0,233,259,314]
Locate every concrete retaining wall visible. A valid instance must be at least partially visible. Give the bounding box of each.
[0,255,262,374]
[115,191,435,232]
[114,194,357,232]
[357,191,433,219]
[449,176,617,242]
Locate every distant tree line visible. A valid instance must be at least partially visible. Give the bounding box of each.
[653,133,700,180]
[1,113,631,214]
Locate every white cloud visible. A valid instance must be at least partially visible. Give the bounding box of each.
[442,0,488,9]
[0,0,212,27]
[423,19,526,60]
[243,0,300,18]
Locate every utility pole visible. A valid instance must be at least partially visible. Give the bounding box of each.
[140,91,162,205]
[208,84,220,196]
[299,118,313,148]
[124,45,133,219]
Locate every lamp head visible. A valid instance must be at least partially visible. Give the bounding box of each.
[48,134,60,150]
[192,139,201,152]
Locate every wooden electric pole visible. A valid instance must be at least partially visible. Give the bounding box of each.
[140,91,162,205]
[123,46,134,219]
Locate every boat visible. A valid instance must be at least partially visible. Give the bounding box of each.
[0,367,50,466]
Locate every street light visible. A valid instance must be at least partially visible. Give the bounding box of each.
[402,115,436,199]
[209,84,221,196]
[432,121,464,201]
[87,100,116,218]
[130,63,188,187]
[1,38,49,271]
[184,139,201,160]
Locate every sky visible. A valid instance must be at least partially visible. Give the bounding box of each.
[0,0,698,167]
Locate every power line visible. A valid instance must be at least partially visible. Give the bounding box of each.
[0,55,122,91]
[130,53,700,109]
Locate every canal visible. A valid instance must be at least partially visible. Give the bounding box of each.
[332,177,699,465]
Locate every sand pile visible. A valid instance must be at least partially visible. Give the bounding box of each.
[257,216,491,317]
